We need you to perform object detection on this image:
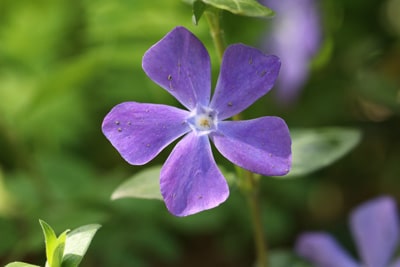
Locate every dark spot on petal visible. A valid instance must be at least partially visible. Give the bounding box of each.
[260,70,267,77]
[168,74,172,81]
[117,127,122,132]
[248,57,253,65]
[127,121,131,125]
[228,102,233,107]
[115,120,120,125]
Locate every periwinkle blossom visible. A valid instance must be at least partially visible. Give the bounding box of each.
[296,196,400,267]
[102,26,291,217]
[261,0,321,102]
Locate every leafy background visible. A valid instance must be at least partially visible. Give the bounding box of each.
[0,0,400,266]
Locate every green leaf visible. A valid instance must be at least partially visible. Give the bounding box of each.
[5,262,41,267]
[192,0,207,25]
[62,224,101,267]
[52,244,65,267]
[40,220,69,267]
[111,166,163,201]
[52,230,69,267]
[284,127,362,178]
[39,220,58,267]
[202,0,274,18]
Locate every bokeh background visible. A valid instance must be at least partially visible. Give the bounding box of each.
[1,0,400,266]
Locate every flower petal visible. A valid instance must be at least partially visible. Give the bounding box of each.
[142,26,211,110]
[350,196,399,267]
[211,117,291,176]
[262,0,321,102]
[102,102,190,165]
[160,133,229,216]
[390,257,400,267]
[210,44,280,120]
[296,232,359,267]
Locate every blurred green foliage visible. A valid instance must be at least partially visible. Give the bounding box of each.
[0,0,399,266]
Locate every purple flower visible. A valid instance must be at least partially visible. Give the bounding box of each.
[296,196,400,267]
[102,26,292,216]
[261,0,321,103]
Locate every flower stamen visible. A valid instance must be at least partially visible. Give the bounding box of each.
[187,106,218,135]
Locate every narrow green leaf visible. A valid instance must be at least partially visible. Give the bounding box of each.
[5,262,41,267]
[57,230,69,248]
[193,0,207,24]
[51,230,69,267]
[201,0,274,18]
[111,166,163,201]
[283,128,362,178]
[39,220,58,267]
[62,224,101,267]
[52,244,65,267]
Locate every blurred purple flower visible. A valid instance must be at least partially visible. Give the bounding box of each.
[102,26,292,216]
[261,0,322,103]
[296,196,400,267]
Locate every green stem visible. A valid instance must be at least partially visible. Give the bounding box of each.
[246,173,269,267]
[205,8,269,267]
[204,8,226,61]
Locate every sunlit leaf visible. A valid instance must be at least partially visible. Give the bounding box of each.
[5,262,41,267]
[111,166,163,201]
[201,0,274,17]
[52,230,69,267]
[39,220,58,267]
[40,220,69,267]
[62,224,101,267]
[283,128,362,178]
[51,244,65,267]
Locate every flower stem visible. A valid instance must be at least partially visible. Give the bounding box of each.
[246,173,269,267]
[205,9,269,267]
[204,8,226,61]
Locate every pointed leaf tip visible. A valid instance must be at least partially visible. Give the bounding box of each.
[39,220,58,267]
[284,127,361,178]
[193,0,207,24]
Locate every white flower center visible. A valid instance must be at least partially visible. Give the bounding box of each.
[187,106,218,136]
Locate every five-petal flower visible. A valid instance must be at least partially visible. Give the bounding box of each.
[102,26,292,216]
[296,196,400,267]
